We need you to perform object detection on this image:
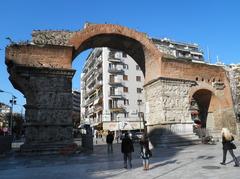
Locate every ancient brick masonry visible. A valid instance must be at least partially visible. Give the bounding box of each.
[5,23,239,153]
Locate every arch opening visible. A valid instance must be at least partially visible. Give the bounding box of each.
[190,89,213,136]
[72,34,146,76]
[74,45,146,148]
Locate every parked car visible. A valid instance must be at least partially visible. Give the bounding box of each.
[131,132,144,143]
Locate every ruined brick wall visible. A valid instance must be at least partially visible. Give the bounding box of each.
[161,58,234,109]
[6,45,73,69]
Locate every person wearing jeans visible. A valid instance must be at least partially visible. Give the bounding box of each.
[220,128,239,167]
[121,132,134,169]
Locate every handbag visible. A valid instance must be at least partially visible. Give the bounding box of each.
[230,142,237,150]
[149,140,154,150]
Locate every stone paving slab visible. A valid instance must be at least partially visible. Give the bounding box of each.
[0,142,240,179]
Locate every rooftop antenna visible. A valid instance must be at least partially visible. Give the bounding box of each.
[216,55,219,63]
[207,46,211,63]
[216,55,223,65]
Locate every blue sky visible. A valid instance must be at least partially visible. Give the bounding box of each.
[0,0,240,113]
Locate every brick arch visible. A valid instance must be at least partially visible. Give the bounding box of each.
[67,24,163,81]
[189,83,225,132]
[189,82,216,101]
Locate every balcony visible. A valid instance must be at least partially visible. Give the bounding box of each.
[86,96,96,105]
[108,79,125,86]
[108,57,124,63]
[95,80,103,89]
[88,108,95,114]
[82,67,96,81]
[109,92,125,99]
[108,68,124,74]
[95,104,103,112]
[109,105,126,113]
[86,87,95,96]
[96,65,103,74]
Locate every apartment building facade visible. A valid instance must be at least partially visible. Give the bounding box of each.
[152,38,204,62]
[80,47,145,132]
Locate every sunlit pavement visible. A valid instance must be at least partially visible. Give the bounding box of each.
[0,140,240,179]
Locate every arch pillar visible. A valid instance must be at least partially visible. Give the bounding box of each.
[15,65,75,153]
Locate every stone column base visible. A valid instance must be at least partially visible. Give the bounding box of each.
[147,122,202,147]
[20,141,76,155]
[148,122,194,135]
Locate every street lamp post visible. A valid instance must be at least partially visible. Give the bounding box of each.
[0,89,17,135]
[117,115,120,143]
[137,99,142,132]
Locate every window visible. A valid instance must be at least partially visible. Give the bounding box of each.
[110,112,114,121]
[137,88,142,93]
[138,112,143,118]
[123,75,128,81]
[122,52,127,58]
[109,75,115,83]
[124,99,129,105]
[124,112,129,118]
[137,99,142,105]
[136,65,140,70]
[136,76,141,81]
[123,87,128,93]
[123,64,128,69]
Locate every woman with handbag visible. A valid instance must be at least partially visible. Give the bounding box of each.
[220,128,239,167]
[140,135,152,170]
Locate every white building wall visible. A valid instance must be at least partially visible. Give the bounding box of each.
[102,48,111,122]
[81,47,145,131]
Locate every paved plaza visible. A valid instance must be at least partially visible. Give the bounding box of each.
[0,140,240,179]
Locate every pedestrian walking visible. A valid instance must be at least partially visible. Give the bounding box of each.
[121,132,134,169]
[106,131,114,153]
[140,135,152,170]
[220,128,239,167]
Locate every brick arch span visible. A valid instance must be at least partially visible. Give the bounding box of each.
[4,23,166,154]
[189,82,216,101]
[189,82,234,133]
[67,24,163,82]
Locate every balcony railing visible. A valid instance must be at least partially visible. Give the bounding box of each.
[95,104,103,111]
[95,80,103,88]
[86,87,95,95]
[86,97,95,105]
[108,68,124,74]
[108,79,125,86]
[109,105,126,113]
[109,92,125,98]
[108,57,124,63]
[88,108,95,114]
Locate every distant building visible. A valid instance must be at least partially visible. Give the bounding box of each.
[226,64,240,119]
[0,102,10,130]
[80,47,145,132]
[152,38,204,62]
[72,90,81,128]
[0,102,10,114]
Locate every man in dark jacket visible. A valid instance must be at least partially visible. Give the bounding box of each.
[106,131,114,153]
[121,132,134,169]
